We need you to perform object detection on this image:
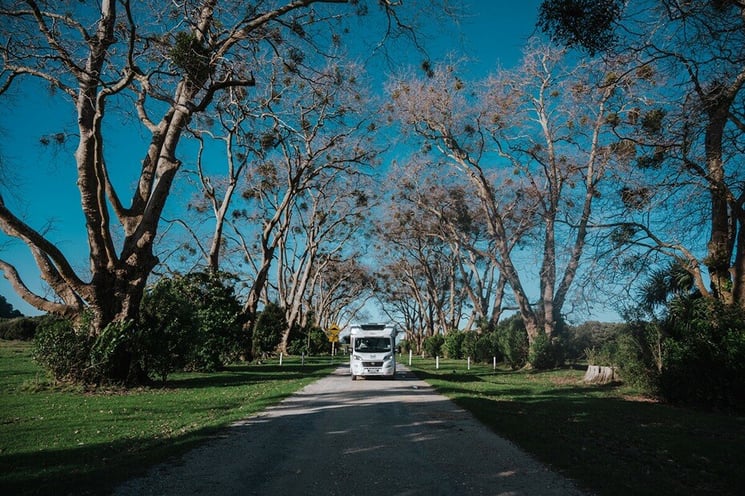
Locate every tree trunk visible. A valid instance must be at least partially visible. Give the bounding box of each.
[703,84,737,304]
[732,212,745,307]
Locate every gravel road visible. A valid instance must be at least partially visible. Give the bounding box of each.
[114,365,588,496]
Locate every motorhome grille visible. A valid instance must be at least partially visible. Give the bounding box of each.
[362,361,384,367]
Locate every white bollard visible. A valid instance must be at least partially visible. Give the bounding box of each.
[436,356,439,369]
[301,352,305,366]
[279,352,283,366]
[468,357,471,370]
[409,349,412,366]
[493,356,496,370]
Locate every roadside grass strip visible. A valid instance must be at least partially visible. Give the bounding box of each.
[406,356,745,496]
[0,341,338,496]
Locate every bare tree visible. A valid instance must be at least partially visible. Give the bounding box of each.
[387,45,643,346]
[392,160,508,331]
[220,60,380,342]
[374,175,473,338]
[309,256,377,331]
[276,176,376,352]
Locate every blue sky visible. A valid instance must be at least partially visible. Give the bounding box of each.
[0,1,544,317]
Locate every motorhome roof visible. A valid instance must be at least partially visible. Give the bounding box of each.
[350,323,396,335]
[359,324,393,331]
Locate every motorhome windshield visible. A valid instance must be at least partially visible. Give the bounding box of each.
[353,337,391,353]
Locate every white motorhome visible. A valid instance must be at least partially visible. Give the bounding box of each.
[349,323,397,380]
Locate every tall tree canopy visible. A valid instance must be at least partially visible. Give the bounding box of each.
[539,0,745,309]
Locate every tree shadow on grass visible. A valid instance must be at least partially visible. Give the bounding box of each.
[162,363,335,390]
[0,390,294,496]
[410,368,745,496]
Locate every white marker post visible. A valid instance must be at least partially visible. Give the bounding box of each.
[436,356,439,370]
[279,352,283,366]
[468,357,471,370]
[409,349,412,366]
[493,356,496,370]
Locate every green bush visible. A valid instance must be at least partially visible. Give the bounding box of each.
[473,332,501,363]
[31,272,246,384]
[252,302,286,357]
[496,315,528,369]
[423,334,444,358]
[138,277,197,381]
[528,332,565,370]
[584,344,616,367]
[181,272,246,370]
[461,331,479,360]
[565,321,625,362]
[89,320,137,382]
[443,331,466,359]
[33,316,143,385]
[619,294,745,412]
[287,325,329,355]
[138,271,246,379]
[0,316,43,341]
[33,317,93,383]
[612,322,660,392]
[398,339,413,354]
[658,301,745,411]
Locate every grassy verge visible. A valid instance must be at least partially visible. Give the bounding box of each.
[406,357,745,496]
[0,340,338,496]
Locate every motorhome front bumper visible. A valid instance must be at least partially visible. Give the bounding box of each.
[350,357,395,377]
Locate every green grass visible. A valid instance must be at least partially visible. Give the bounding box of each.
[406,357,745,496]
[0,341,338,496]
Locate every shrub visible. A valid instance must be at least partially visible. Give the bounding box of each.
[528,332,564,370]
[443,331,466,359]
[33,315,145,385]
[423,334,444,358]
[139,278,195,379]
[461,331,479,360]
[584,344,616,367]
[88,320,137,382]
[496,315,528,369]
[138,271,246,380]
[0,316,43,341]
[473,332,501,363]
[180,272,246,370]
[619,294,745,411]
[252,302,286,357]
[287,325,328,355]
[657,301,745,411]
[564,321,625,362]
[613,322,660,393]
[33,317,93,383]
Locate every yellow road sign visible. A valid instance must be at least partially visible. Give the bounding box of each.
[327,324,341,343]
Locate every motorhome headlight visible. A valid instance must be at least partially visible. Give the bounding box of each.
[352,354,362,361]
[383,353,392,361]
